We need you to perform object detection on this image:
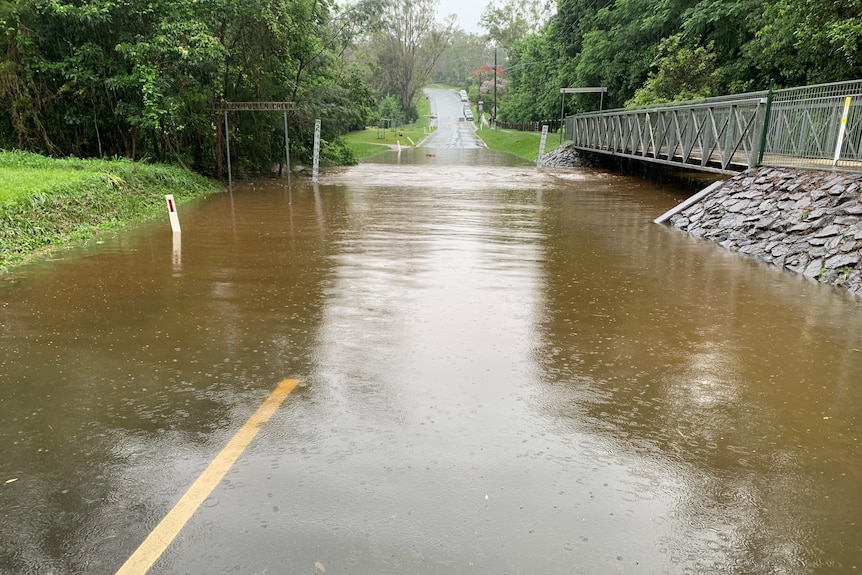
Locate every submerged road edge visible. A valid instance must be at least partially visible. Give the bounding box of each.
[115,378,300,575]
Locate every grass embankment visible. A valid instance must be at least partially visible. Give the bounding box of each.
[475,124,564,163]
[0,151,221,271]
[343,92,436,160]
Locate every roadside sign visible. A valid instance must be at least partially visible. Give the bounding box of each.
[217,102,296,111]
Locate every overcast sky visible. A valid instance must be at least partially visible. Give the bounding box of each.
[437,0,488,34]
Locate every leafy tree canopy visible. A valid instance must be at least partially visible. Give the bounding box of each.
[497,0,862,122]
[0,0,380,172]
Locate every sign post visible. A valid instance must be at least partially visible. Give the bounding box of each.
[559,87,607,143]
[217,102,296,188]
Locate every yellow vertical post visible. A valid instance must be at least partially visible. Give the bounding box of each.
[833,96,852,167]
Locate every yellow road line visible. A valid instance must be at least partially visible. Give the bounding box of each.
[116,378,299,575]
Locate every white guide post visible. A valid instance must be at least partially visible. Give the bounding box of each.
[537,125,549,166]
[172,232,182,270]
[312,119,321,183]
[165,194,181,233]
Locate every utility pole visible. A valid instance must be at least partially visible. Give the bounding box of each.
[493,47,497,131]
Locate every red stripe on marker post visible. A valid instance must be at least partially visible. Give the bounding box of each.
[165,194,181,233]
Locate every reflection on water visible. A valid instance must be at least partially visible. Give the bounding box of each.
[1,153,861,573]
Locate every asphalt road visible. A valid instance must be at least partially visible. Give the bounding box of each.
[420,88,486,149]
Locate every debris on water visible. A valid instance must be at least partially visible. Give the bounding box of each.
[5,478,18,484]
[314,561,325,572]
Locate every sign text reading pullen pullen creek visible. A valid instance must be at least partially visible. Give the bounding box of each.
[217,102,296,111]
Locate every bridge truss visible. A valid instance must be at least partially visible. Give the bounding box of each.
[565,80,862,174]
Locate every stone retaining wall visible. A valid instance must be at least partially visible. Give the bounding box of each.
[668,166,862,298]
[540,143,580,167]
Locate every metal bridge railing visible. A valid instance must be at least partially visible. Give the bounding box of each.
[764,80,862,170]
[565,79,862,173]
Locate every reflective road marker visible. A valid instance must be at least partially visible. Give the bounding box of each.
[115,378,300,575]
[165,195,181,233]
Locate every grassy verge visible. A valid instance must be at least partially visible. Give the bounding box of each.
[0,150,221,271]
[343,92,437,160]
[0,168,93,202]
[475,125,564,162]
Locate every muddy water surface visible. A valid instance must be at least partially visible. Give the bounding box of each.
[1,149,861,573]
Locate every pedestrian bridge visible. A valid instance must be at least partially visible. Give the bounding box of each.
[564,80,862,174]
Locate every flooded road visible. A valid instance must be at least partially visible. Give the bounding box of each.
[1,148,861,574]
[422,88,485,149]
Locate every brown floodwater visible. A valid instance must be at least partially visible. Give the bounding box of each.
[1,147,861,574]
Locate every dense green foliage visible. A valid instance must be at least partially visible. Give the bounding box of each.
[499,0,862,121]
[0,151,219,270]
[0,0,382,173]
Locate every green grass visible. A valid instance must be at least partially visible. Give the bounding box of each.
[0,168,93,202]
[0,150,221,271]
[343,91,437,160]
[344,125,431,147]
[476,126,564,162]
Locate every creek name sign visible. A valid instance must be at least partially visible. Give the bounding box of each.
[218,102,297,112]
[218,101,296,188]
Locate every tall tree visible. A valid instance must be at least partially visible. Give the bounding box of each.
[375,0,453,120]
[480,0,554,50]
[431,30,489,87]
